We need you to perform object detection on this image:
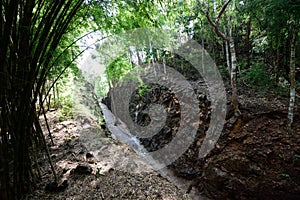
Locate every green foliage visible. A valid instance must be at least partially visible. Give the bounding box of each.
[238,62,289,95]
[56,94,75,121]
[92,0,163,34]
[50,69,76,120]
[252,35,268,54]
[94,76,110,98]
[218,65,230,81]
[105,56,133,86]
[242,64,271,88]
[138,83,152,97]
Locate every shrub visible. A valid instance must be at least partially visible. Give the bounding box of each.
[238,62,288,95]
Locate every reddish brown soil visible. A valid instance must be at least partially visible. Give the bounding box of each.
[173,85,300,200]
[197,112,300,199]
[124,81,300,199]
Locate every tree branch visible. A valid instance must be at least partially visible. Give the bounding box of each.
[204,0,230,42]
[216,0,231,25]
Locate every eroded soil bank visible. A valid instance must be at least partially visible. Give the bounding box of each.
[102,78,300,199]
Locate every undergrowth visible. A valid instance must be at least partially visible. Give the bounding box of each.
[49,71,76,121]
[238,62,289,96]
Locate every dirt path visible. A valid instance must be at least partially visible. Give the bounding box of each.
[27,109,194,200]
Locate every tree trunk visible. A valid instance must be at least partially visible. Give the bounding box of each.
[287,25,297,128]
[228,8,240,116]
[204,0,240,116]
[229,38,239,115]
[224,26,231,74]
[137,51,142,67]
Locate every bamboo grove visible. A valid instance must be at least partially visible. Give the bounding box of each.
[0,1,84,199]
